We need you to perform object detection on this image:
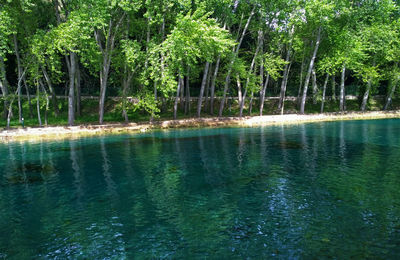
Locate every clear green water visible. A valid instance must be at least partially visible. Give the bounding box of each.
[1,119,400,259]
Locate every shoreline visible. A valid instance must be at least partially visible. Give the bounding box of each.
[1,110,400,142]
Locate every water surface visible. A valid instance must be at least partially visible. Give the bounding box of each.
[1,119,400,258]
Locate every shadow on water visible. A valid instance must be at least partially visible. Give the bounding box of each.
[5,162,57,185]
[128,133,227,144]
[273,141,304,150]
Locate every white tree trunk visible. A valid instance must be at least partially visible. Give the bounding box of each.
[320,73,329,113]
[339,63,346,112]
[197,62,210,117]
[219,6,255,116]
[300,27,322,114]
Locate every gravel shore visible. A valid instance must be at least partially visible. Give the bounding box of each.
[1,110,400,142]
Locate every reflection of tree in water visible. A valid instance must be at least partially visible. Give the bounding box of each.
[1,121,400,258]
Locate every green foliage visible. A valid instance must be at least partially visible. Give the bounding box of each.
[2,0,400,126]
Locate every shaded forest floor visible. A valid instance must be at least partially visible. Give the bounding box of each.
[1,96,399,129]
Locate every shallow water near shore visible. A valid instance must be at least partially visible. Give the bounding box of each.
[1,119,400,258]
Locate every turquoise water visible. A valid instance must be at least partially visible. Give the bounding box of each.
[1,119,400,258]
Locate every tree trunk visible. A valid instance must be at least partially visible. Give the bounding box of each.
[185,67,190,116]
[210,56,220,115]
[23,78,34,119]
[259,74,270,116]
[13,34,23,123]
[278,26,294,110]
[95,15,123,124]
[384,75,399,110]
[7,70,26,129]
[122,70,134,122]
[361,61,376,112]
[279,62,292,115]
[197,62,210,117]
[312,68,318,104]
[174,75,183,119]
[331,75,336,100]
[218,6,255,117]
[180,75,185,111]
[39,79,49,126]
[36,80,42,127]
[68,52,76,126]
[204,63,212,113]
[239,89,248,117]
[75,62,81,117]
[150,81,157,122]
[42,66,59,117]
[259,29,264,111]
[239,30,262,117]
[300,27,322,114]
[237,75,242,114]
[320,73,329,113]
[361,80,371,112]
[297,52,306,107]
[339,63,346,112]
[248,92,254,115]
[0,57,9,118]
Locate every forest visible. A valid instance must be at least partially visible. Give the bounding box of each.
[1,0,400,127]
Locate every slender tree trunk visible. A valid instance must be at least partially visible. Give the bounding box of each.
[23,78,34,119]
[210,56,220,115]
[278,26,294,110]
[122,70,134,122]
[219,6,255,117]
[0,78,7,119]
[312,69,318,104]
[180,75,185,111]
[278,64,290,110]
[122,77,129,123]
[75,62,81,117]
[197,62,210,117]
[331,75,336,100]
[384,75,399,110]
[150,81,157,122]
[95,15,124,124]
[320,73,329,113]
[68,52,76,126]
[300,27,322,114]
[248,92,254,115]
[339,63,346,112]
[36,80,42,127]
[174,75,183,119]
[237,75,242,114]
[99,62,109,124]
[6,69,26,129]
[204,63,212,113]
[361,61,376,112]
[279,62,292,115]
[361,80,371,112]
[297,52,306,107]
[42,66,59,117]
[259,74,270,116]
[185,67,190,116]
[39,79,49,126]
[239,89,248,117]
[238,30,262,117]
[259,28,264,111]
[13,34,23,123]
[0,57,9,118]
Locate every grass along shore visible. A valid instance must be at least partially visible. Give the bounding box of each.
[1,110,400,142]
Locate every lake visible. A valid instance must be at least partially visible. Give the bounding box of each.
[1,119,400,258]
